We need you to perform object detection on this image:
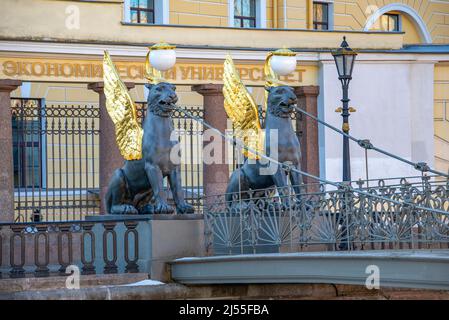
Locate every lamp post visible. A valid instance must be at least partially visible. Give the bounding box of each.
[332,37,357,183]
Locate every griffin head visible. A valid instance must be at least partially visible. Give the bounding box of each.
[145,82,178,116]
[265,86,297,118]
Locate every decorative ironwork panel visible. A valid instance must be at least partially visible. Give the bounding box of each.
[205,176,449,255]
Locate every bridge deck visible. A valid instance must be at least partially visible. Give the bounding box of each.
[170,250,449,290]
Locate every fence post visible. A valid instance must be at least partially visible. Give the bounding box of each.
[192,84,229,201]
[294,86,320,187]
[87,82,135,214]
[0,79,22,222]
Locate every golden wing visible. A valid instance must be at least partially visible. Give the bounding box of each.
[223,55,264,160]
[103,51,143,160]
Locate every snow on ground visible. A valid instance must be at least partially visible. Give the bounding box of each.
[120,279,165,287]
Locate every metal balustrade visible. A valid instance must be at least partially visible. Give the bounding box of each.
[0,217,147,278]
[204,175,449,255]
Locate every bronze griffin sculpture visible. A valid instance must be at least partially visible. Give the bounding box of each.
[103,51,194,215]
[222,53,303,202]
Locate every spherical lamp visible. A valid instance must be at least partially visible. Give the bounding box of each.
[269,47,297,76]
[148,42,176,71]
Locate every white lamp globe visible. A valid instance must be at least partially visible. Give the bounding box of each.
[149,43,176,71]
[270,48,297,76]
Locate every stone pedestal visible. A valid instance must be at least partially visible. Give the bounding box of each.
[192,84,229,200]
[0,79,22,222]
[294,86,320,186]
[88,82,135,213]
[86,214,205,281]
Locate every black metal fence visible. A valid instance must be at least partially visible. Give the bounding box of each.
[11,98,100,222]
[10,99,303,221]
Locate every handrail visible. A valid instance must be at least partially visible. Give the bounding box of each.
[175,105,449,216]
[293,105,449,178]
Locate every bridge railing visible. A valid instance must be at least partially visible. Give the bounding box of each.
[204,176,449,255]
[0,216,149,278]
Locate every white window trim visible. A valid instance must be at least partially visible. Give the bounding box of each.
[313,0,334,31]
[228,0,267,28]
[123,0,169,25]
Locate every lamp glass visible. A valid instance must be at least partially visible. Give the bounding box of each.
[149,49,176,71]
[345,54,355,77]
[270,55,297,76]
[334,54,344,78]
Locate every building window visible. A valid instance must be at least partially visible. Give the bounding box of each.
[379,13,400,31]
[313,2,329,30]
[234,0,257,28]
[12,118,42,189]
[130,0,155,24]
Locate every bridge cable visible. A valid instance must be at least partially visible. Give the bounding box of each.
[175,106,449,216]
[292,105,449,178]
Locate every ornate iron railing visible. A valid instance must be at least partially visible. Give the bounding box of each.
[204,175,449,255]
[0,217,146,278]
[11,98,100,222]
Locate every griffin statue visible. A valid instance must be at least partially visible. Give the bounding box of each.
[223,52,303,202]
[103,51,194,215]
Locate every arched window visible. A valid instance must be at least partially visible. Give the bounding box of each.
[364,4,432,43]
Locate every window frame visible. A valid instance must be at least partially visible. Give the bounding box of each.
[313,1,330,30]
[380,13,401,32]
[229,0,266,28]
[11,99,46,190]
[123,0,169,25]
[234,0,257,28]
[130,0,155,24]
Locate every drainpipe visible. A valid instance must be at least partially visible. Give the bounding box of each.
[307,0,313,29]
[273,0,278,28]
[283,0,287,28]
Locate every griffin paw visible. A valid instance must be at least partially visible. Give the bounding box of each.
[110,204,139,215]
[139,204,155,215]
[176,203,195,214]
[154,201,175,214]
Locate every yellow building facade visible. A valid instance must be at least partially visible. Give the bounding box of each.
[0,0,449,221]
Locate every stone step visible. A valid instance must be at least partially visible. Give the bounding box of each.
[0,272,149,293]
[2,282,449,300]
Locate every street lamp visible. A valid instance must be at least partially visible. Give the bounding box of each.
[269,47,297,76]
[148,42,177,71]
[145,42,177,82]
[332,36,357,182]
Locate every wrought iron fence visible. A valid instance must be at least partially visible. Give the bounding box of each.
[0,217,146,278]
[11,98,100,222]
[204,175,449,255]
